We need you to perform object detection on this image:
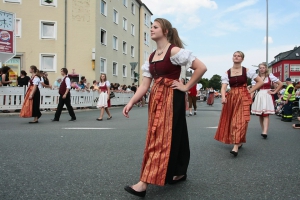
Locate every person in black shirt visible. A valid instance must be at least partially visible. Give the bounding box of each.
[131,83,137,94]
[43,72,50,86]
[1,66,12,86]
[17,70,30,87]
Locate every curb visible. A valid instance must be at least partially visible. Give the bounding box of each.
[0,106,124,117]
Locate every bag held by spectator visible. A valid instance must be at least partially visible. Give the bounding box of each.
[110,92,115,99]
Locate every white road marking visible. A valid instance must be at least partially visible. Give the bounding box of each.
[206,127,218,129]
[63,128,115,130]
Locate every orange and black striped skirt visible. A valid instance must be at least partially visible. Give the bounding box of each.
[140,77,190,186]
[214,85,252,144]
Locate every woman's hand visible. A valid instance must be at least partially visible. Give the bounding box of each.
[221,97,227,104]
[29,95,33,100]
[171,80,187,92]
[123,102,133,118]
[268,90,275,95]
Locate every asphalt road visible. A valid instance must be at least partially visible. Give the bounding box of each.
[0,100,300,200]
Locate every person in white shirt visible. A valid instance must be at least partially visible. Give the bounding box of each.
[96,74,112,121]
[52,68,76,122]
[251,63,283,138]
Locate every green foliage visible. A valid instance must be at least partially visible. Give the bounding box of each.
[208,74,221,90]
[199,78,209,89]
[247,78,252,86]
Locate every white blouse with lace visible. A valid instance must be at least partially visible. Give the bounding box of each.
[221,68,258,84]
[32,77,40,86]
[142,49,196,78]
[251,73,279,85]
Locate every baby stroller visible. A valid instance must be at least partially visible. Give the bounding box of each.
[275,99,284,116]
[276,99,300,119]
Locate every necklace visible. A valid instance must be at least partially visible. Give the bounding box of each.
[232,68,241,74]
[157,43,169,56]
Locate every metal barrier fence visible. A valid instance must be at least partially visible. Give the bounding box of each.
[0,87,134,110]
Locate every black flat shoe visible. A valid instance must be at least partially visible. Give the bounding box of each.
[51,119,59,122]
[169,174,187,185]
[69,118,76,121]
[107,116,112,120]
[29,121,38,124]
[230,150,238,157]
[96,118,103,121]
[124,185,146,197]
[238,144,243,149]
[261,134,267,139]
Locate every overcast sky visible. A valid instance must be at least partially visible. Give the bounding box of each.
[143,0,300,78]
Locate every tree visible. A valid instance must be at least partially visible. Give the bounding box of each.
[247,78,252,86]
[208,74,221,90]
[198,78,209,89]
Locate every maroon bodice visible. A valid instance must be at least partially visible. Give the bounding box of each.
[149,45,181,80]
[29,79,33,86]
[99,83,108,92]
[59,76,69,95]
[260,76,271,89]
[228,67,248,87]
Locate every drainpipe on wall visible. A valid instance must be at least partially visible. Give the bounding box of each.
[64,0,67,68]
[138,3,141,86]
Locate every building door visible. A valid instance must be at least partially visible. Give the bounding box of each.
[5,57,21,87]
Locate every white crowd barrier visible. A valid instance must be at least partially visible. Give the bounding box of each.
[0,86,134,110]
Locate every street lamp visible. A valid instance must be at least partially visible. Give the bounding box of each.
[266,0,269,66]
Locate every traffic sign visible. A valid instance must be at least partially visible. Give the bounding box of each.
[0,10,16,64]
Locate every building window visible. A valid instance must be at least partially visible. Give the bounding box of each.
[131,3,135,14]
[123,17,127,30]
[4,0,21,3]
[144,32,149,45]
[291,76,300,82]
[131,24,135,36]
[15,18,21,37]
[113,9,118,24]
[40,21,56,39]
[296,53,299,57]
[100,28,107,45]
[123,0,127,7]
[40,54,56,72]
[123,41,127,54]
[40,0,57,7]
[123,65,127,77]
[131,46,134,57]
[144,13,149,26]
[100,58,107,73]
[112,62,118,76]
[101,0,107,16]
[291,65,300,72]
[113,36,118,50]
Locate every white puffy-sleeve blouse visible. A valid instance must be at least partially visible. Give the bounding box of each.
[170,49,196,70]
[221,68,258,85]
[32,77,40,86]
[141,61,151,78]
[251,73,279,85]
[269,73,279,82]
[142,49,196,78]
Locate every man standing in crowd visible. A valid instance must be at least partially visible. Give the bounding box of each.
[131,83,137,94]
[281,78,295,122]
[52,68,76,122]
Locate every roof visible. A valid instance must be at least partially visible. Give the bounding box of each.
[141,3,153,15]
[283,46,300,60]
[270,46,300,66]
